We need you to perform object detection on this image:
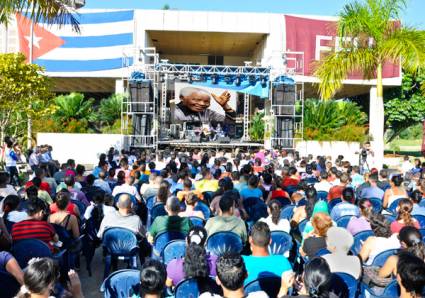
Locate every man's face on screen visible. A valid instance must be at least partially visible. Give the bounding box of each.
[181,92,211,112]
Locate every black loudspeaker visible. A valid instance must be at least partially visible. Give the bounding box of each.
[129,81,153,112]
[273,84,296,115]
[235,124,244,139]
[274,117,294,148]
[132,114,152,136]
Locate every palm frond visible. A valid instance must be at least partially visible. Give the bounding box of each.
[381,27,425,74]
[314,48,377,99]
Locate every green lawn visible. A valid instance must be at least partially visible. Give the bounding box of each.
[385,138,422,156]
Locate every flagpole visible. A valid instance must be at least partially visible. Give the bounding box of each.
[27,20,34,150]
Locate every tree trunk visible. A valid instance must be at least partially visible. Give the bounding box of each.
[370,63,385,168]
[27,115,32,149]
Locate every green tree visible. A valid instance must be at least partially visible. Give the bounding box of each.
[95,93,126,126]
[162,4,170,10]
[385,72,425,141]
[0,53,52,143]
[249,112,265,141]
[53,92,94,126]
[314,0,425,159]
[0,0,81,32]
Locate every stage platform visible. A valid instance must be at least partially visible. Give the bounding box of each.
[157,139,264,149]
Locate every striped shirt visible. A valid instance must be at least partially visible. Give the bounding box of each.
[11,219,56,249]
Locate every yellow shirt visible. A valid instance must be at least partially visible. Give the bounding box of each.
[194,179,219,193]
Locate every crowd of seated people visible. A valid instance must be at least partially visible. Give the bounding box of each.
[1,145,425,298]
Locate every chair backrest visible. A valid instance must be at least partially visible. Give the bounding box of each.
[382,280,400,297]
[383,214,396,223]
[328,198,342,211]
[387,198,402,214]
[150,203,167,225]
[153,231,186,257]
[351,230,374,255]
[368,198,383,213]
[206,232,243,256]
[11,239,52,268]
[162,240,186,265]
[317,191,328,201]
[202,191,215,204]
[174,278,199,298]
[413,214,425,228]
[194,201,211,220]
[70,199,86,217]
[0,270,21,298]
[305,177,318,184]
[102,227,139,256]
[189,216,206,227]
[244,276,281,298]
[280,205,295,220]
[100,269,140,298]
[243,197,268,223]
[273,197,292,208]
[298,219,308,235]
[315,248,331,257]
[336,215,354,228]
[334,272,358,298]
[371,249,398,267]
[285,186,298,197]
[268,231,293,255]
[145,195,155,211]
[419,228,425,242]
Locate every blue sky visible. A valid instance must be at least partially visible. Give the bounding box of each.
[85,0,425,28]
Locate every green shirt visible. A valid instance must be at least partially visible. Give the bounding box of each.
[205,215,247,242]
[149,215,192,239]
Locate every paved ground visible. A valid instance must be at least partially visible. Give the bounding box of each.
[79,249,104,298]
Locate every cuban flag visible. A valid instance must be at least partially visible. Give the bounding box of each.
[16,10,134,75]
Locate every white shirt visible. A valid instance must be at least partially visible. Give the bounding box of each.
[401,161,413,174]
[93,179,112,194]
[314,181,333,192]
[84,203,116,220]
[4,148,17,167]
[7,210,28,223]
[29,153,40,166]
[260,216,290,233]
[112,183,141,201]
[323,253,362,279]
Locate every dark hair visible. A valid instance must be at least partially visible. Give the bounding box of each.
[248,175,259,188]
[0,172,10,186]
[397,252,425,296]
[55,191,70,210]
[397,198,414,227]
[183,243,209,279]
[391,175,403,187]
[187,226,208,246]
[305,186,318,219]
[262,173,273,185]
[26,186,39,200]
[342,187,355,202]
[156,185,169,204]
[358,198,373,220]
[2,195,20,221]
[64,175,75,187]
[17,258,59,297]
[369,213,392,238]
[26,198,47,216]
[139,259,166,297]
[268,200,282,225]
[398,226,425,261]
[85,174,95,186]
[304,257,332,298]
[219,192,234,213]
[32,177,42,188]
[183,178,192,189]
[250,221,271,248]
[76,164,85,176]
[91,192,105,226]
[216,253,247,291]
[410,190,423,204]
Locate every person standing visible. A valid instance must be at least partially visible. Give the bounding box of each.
[3,137,19,186]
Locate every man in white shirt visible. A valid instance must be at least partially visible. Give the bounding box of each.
[93,171,112,194]
[112,174,142,202]
[401,155,413,175]
[314,171,333,193]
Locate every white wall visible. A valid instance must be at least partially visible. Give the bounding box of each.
[37,133,123,165]
[295,140,361,165]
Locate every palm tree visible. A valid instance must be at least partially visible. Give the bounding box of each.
[0,0,82,32]
[314,0,425,163]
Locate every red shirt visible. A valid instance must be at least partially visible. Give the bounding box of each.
[328,185,344,201]
[25,181,51,194]
[282,177,300,188]
[11,219,56,250]
[50,202,78,217]
[271,189,290,199]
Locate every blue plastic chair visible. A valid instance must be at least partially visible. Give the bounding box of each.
[334,272,358,298]
[420,200,425,208]
[368,198,383,213]
[244,276,282,298]
[317,191,328,201]
[351,230,374,255]
[419,228,425,242]
[202,191,215,204]
[11,238,53,268]
[369,249,398,267]
[0,270,21,298]
[285,186,298,197]
[268,231,293,256]
[328,198,342,211]
[153,231,186,258]
[280,205,295,220]
[194,201,211,220]
[387,198,402,214]
[336,215,354,228]
[102,227,139,279]
[315,248,331,256]
[274,197,292,207]
[206,232,243,256]
[145,195,155,211]
[243,197,268,223]
[174,278,200,298]
[384,214,396,223]
[161,240,186,265]
[298,219,308,235]
[70,199,86,218]
[413,214,425,228]
[189,216,206,227]
[100,269,140,298]
[150,203,167,225]
[361,279,399,298]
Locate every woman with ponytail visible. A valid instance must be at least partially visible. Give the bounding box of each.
[391,199,419,234]
[379,226,425,278]
[346,198,373,236]
[260,199,290,233]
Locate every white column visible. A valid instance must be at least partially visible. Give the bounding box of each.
[369,86,384,169]
[115,79,125,94]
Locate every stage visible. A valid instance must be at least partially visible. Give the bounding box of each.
[157,139,264,149]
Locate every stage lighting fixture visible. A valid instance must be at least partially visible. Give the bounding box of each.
[200,74,206,81]
[224,76,232,84]
[235,75,241,86]
[188,74,193,83]
[249,75,257,86]
[212,74,218,84]
[261,76,268,87]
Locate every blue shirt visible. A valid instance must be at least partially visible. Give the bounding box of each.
[243,255,292,284]
[240,187,263,199]
[360,186,384,199]
[234,181,248,193]
[330,202,360,220]
[412,204,425,217]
